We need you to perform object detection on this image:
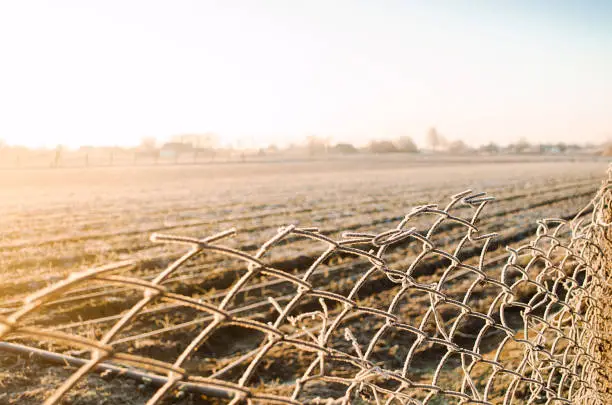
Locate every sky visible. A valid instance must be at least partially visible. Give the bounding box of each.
[0,0,611,149]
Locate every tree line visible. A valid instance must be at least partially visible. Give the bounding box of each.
[0,128,603,169]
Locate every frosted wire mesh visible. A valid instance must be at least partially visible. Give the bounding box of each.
[1,173,610,405]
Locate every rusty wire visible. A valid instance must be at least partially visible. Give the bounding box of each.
[1,175,611,405]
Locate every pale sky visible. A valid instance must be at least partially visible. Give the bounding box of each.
[0,0,611,148]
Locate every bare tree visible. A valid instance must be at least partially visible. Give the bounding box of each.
[395,136,418,153]
[447,139,469,154]
[54,145,63,168]
[426,127,446,151]
[136,137,160,164]
[140,137,157,150]
[194,133,219,149]
[515,137,530,153]
[479,142,500,154]
[306,135,327,156]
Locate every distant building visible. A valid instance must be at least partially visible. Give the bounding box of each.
[539,144,562,154]
[368,140,398,154]
[160,142,193,159]
[331,143,359,154]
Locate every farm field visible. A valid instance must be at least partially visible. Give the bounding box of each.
[0,156,609,404]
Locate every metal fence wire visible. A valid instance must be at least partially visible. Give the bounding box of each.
[1,172,611,405]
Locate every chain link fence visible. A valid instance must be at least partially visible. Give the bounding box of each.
[1,171,611,404]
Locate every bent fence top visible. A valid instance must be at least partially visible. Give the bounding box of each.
[1,171,611,405]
